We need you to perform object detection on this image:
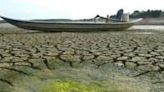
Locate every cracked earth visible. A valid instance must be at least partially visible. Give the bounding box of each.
[0,24,164,92]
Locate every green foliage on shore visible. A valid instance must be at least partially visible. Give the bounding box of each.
[130,10,162,18]
[110,9,162,18]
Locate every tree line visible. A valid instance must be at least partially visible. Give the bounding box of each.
[130,10,162,18]
[110,10,163,18]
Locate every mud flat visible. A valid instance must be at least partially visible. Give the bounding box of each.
[135,17,164,25]
[0,24,164,92]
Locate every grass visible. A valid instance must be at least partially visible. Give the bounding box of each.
[39,79,147,92]
[1,61,150,92]
[40,80,106,92]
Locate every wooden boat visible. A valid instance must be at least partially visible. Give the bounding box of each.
[0,16,142,32]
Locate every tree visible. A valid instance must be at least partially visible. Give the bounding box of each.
[130,9,162,18]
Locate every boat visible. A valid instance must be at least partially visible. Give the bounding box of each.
[0,16,142,32]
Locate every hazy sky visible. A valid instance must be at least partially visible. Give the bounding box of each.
[0,0,163,20]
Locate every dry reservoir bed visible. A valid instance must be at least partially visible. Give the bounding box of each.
[0,24,164,92]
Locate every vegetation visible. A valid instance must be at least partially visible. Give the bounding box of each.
[39,79,147,92]
[110,9,162,18]
[130,10,162,18]
[40,80,106,92]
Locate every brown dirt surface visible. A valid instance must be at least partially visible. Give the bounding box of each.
[0,23,163,92]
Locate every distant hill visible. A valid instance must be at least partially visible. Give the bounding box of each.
[0,18,72,23]
[31,19,72,22]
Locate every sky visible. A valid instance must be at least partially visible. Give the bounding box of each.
[0,0,163,20]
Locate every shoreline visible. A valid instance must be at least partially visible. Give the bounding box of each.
[135,17,164,25]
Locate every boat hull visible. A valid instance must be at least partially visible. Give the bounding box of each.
[17,22,133,31]
[0,16,140,32]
